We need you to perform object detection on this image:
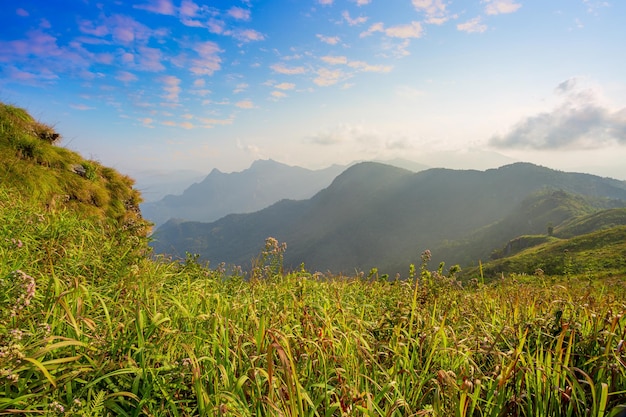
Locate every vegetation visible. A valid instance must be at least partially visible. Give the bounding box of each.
[2,103,626,415]
[0,103,148,236]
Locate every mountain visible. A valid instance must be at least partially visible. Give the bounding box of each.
[141,159,347,227]
[151,162,626,274]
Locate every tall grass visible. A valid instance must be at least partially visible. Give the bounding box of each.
[1,190,626,416]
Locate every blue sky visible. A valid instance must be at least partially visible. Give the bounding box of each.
[2,0,626,180]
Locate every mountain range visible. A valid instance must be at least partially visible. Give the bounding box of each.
[151,162,626,275]
[140,159,348,227]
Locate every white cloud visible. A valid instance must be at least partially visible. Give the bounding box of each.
[207,19,225,34]
[234,83,248,93]
[317,34,340,45]
[271,63,307,75]
[116,71,138,82]
[412,0,451,24]
[229,28,265,42]
[160,75,181,101]
[360,22,384,37]
[236,99,255,109]
[385,21,423,39]
[490,78,626,149]
[314,68,349,86]
[347,60,392,73]
[180,0,199,17]
[484,0,522,15]
[321,55,348,65]
[190,41,222,76]
[342,10,368,26]
[198,116,234,127]
[274,82,296,90]
[133,0,175,15]
[228,7,251,20]
[457,17,487,33]
[318,0,333,4]
[271,91,287,98]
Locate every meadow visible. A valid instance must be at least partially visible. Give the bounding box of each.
[2,189,625,416]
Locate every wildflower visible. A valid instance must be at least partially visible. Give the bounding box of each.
[50,401,65,414]
[10,329,23,341]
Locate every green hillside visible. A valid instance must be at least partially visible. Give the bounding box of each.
[463,208,626,279]
[0,103,148,235]
[436,189,626,266]
[2,104,626,416]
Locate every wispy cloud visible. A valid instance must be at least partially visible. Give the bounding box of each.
[198,116,234,128]
[16,8,29,17]
[70,103,95,110]
[271,63,307,75]
[190,41,222,76]
[160,75,181,102]
[412,0,452,25]
[133,0,176,16]
[361,21,423,39]
[274,82,296,90]
[271,91,287,98]
[321,55,348,65]
[385,21,424,38]
[236,99,255,109]
[317,34,340,45]
[180,0,199,17]
[229,28,265,42]
[484,0,522,15]
[347,60,392,73]
[234,83,249,93]
[490,78,626,149]
[314,68,349,86]
[318,0,334,5]
[457,17,487,33]
[342,10,368,26]
[228,6,251,20]
[116,71,138,82]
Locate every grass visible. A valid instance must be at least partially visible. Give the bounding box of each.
[2,190,626,416]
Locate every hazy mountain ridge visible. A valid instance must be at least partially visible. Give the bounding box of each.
[141,159,347,227]
[152,162,626,274]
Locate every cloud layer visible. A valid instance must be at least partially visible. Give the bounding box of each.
[490,79,626,150]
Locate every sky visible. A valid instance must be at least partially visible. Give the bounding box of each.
[2,0,626,181]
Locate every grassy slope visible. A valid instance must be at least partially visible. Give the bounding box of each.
[463,207,626,279]
[2,104,626,416]
[0,103,148,234]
